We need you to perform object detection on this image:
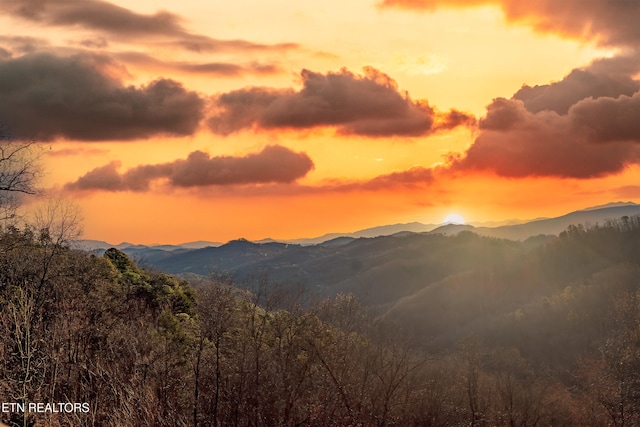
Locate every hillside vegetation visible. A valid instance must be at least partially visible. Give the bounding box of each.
[1,217,640,425]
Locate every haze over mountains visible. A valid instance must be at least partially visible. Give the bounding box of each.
[79,201,640,251]
[76,202,640,370]
[76,202,640,306]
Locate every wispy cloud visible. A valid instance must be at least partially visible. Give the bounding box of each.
[335,166,435,191]
[115,51,282,77]
[0,35,50,55]
[0,0,300,54]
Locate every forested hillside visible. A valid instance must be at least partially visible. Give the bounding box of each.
[2,217,640,425]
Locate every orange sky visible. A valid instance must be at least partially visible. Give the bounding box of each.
[1,0,640,244]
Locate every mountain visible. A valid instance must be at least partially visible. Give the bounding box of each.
[155,238,297,275]
[468,203,640,240]
[274,221,440,245]
[428,223,477,236]
[581,201,637,211]
[74,239,221,252]
[258,203,640,245]
[149,232,529,307]
[179,240,223,249]
[76,203,640,254]
[77,203,640,292]
[141,211,640,363]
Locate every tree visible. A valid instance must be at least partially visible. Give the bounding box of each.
[191,279,237,427]
[578,291,640,426]
[0,127,41,224]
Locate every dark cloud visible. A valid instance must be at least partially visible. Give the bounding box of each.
[478,97,527,131]
[513,62,640,115]
[65,145,315,191]
[208,67,474,137]
[66,161,125,191]
[0,52,204,141]
[452,94,640,178]
[435,109,477,130]
[208,87,282,135]
[452,98,640,178]
[570,91,640,143]
[115,51,281,77]
[444,51,640,178]
[0,0,299,53]
[587,52,640,76]
[0,0,184,35]
[380,0,640,47]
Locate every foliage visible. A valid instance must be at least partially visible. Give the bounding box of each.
[1,219,640,425]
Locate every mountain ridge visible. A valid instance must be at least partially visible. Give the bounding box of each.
[76,202,639,253]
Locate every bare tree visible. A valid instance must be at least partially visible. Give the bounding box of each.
[0,127,42,225]
[32,198,84,246]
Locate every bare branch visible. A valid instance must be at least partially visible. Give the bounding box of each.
[0,127,43,225]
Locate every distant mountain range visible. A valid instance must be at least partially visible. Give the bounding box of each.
[432,202,640,240]
[71,202,640,323]
[75,239,222,252]
[77,201,640,251]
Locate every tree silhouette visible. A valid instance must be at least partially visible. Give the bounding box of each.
[0,127,41,224]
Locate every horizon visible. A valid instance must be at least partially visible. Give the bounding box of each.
[79,200,640,246]
[2,1,640,244]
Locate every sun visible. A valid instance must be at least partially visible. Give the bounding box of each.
[443,213,465,224]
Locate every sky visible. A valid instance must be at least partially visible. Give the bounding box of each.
[1,0,640,244]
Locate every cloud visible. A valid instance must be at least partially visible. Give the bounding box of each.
[452,98,638,178]
[64,146,437,195]
[165,39,299,55]
[65,145,315,191]
[299,166,436,194]
[359,166,434,190]
[0,0,298,53]
[115,51,281,77]
[380,0,640,47]
[46,147,110,157]
[208,67,474,137]
[76,37,109,49]
[0,0,184,35]
[0,35,50,55]
[335,2,640,177]
[65,161,125,191]
[450,93,640,178]
[448,56,640,178]
[513,68,640,115]
[0,52,205,141]
[570,91,640,143]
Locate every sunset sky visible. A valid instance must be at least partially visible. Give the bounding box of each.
[1,0,640,244]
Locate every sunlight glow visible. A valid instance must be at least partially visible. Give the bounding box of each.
[443,213,465,224]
